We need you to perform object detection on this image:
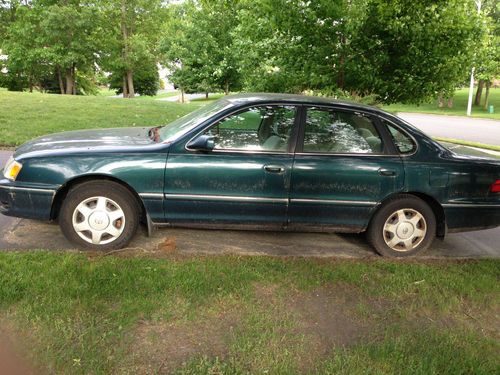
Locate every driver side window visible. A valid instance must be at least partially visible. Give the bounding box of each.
[202,105,296,152]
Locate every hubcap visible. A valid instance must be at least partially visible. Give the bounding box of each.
[72,196,125,245]
[383,208,427,252]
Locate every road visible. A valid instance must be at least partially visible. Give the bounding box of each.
[398,113,500,146]
[1,145,499,258]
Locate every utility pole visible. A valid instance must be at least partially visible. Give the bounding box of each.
[466,0,482,116]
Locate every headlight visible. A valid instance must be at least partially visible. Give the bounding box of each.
[3,156,23,181]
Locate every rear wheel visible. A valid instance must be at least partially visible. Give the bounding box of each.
[59,181,140,250]
[367,195,436,257]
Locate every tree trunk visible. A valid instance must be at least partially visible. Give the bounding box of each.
[483,81,491,110]
[122,74,129,98]
[437,94,444,108]
[474,80,484,105]
[28,76,33,93]
[447,98,453,108]
[56,66,65,94]
[72,65,76,95]
[126,70,134,98]
[224,81,229,95]
[205,92,208,99]
[65,68,74,95]
[180,88,185,103]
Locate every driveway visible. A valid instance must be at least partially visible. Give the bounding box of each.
[2,148,499,258]
[397,113,500,146]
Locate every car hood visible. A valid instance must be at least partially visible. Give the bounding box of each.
[14,127,159,159]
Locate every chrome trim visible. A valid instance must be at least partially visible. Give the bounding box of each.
[139,193,164,199]
[0,185,56,195]
[294,152,391,157]
[164,193,288,204]
[442,203,500,208]
[291,198,378,206]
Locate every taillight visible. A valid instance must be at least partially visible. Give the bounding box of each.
[491,180,500,193]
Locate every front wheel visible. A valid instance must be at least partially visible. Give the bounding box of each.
[59,181,140,250]
[367,195,436,257]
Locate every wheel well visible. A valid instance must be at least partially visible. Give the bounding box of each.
[51,175,146,221]
[374,192,446,237]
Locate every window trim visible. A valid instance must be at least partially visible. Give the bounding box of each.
[184,103,302,155]
[296,105,390,156]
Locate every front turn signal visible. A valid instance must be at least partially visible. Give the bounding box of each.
[3,157,23,181]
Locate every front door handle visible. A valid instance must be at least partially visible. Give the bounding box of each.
[378,168,396,177]
[264,165,285,173]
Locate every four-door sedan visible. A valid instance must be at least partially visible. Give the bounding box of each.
[1,93,499,256]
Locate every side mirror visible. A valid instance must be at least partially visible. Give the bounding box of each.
[186,135,215,152]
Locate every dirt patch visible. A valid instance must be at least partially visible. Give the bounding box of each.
[0,325,39,375]
[252,282,372,371]
[123,303,241,374]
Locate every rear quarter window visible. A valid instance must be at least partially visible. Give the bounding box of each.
[384,121,416,154]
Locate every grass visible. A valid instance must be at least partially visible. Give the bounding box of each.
[0,252,498,374]
[0,90,205,146]
[383,87,500,120]
[436,138,500,152]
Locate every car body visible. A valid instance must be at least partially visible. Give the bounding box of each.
[1,93,499,256]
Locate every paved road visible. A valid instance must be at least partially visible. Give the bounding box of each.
[398,113,500,146]
[156,93,206,102]
[1,149,499,258]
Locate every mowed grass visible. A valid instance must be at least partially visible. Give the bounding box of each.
[383,87,500,120]
[0,252,498,374]
[0,89,204,146]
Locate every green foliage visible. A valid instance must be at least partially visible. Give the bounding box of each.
[109,60,160,96]
[160,0,242,95]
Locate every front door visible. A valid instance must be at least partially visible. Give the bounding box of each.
[288,106,405,231]
[164,104,299,226]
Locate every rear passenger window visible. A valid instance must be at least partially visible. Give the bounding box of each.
[303,107,384,154]
[384,122,416,154]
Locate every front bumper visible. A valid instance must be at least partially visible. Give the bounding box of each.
[0,179,58,220]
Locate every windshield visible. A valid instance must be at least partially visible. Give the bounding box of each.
[159,99,232,142]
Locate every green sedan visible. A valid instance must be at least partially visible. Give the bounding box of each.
[1,94,499,256]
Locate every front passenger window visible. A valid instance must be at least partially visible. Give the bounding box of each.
[303,107,384,154]
[202,105,296,152]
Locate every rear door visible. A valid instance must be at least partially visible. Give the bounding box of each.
[288,106,405,231]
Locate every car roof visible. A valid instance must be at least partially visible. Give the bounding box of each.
[220,93,382,113]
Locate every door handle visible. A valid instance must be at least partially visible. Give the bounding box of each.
[378,168,396,177]
[264,165,285,173]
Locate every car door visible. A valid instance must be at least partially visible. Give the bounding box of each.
[163,104,299,226]
[288,106,405,231]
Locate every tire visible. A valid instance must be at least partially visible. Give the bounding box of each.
[367,194,436,257]
[59,180,140,250]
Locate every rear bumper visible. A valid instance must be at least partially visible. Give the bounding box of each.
[0,179,58,220]
[443,203,500,233]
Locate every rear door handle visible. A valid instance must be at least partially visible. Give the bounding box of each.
[264,165,285,173]
[378,168,396,177]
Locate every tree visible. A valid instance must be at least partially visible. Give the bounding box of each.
[101,0,163,98]
[160,0,241,99]
[474,0,499,108]
[1,0,101,94]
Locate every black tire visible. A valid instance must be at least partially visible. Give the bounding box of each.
[59,180,140,250]
[367,194,436,257]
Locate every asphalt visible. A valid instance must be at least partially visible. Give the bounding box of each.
[398,113,500,146]
[1,141,499,258]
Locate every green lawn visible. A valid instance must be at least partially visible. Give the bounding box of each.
[383,88,500,120]
[0,252,498,374]
[0,90,203,146]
